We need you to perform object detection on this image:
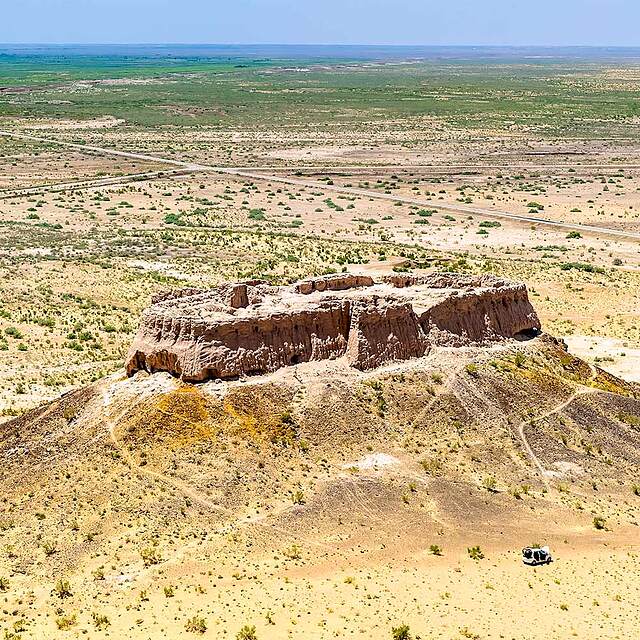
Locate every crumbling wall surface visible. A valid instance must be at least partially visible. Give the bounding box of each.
[126,272,542,381]
[346,300,429,370]
[296,274,374,295]
[421,283,541,346]
[151,281,267,307]
[126,301,352,381]
[384,273,513,290]
[151,288,207,305]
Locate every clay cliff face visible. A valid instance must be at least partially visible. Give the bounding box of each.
[126,272,541,382]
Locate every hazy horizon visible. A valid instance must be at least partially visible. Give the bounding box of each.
[2,0,638,48]
[3,43,640,65]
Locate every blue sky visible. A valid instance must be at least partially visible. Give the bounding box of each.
[2,0,639,46]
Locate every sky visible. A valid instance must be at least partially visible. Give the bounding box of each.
[1,0,639,47]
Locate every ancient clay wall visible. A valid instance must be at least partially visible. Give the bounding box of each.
[126,273,541,382]
[346,301,429,370]
[296,274,374,295]
[127,301,352,381]
[421,283,541,346]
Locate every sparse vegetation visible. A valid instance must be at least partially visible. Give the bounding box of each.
[236,625,258,640]
[185,616,207,634]
[53,579,72,599]
[468,546,485,561]
[0,45,640,640]
[391,624,411,640]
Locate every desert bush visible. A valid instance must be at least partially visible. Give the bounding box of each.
[141,546,161,567]
[482,476,498,492]
[391,624,411,640]
[54,578,72,599]
[420,458,443,476]
[55,614,77,630]
[92,566,105,581]
[185,616,207,634]
[465,363,479,377]
[468,546,484,560]
[236,625,258,640]
[282,544,302,560]
[92,612,110,630]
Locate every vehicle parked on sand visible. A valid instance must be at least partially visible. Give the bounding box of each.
[522,546,553,566]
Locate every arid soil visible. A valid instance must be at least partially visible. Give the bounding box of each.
[1,56,640,639]
[1,336,640,638]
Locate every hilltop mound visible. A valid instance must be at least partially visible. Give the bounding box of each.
[1,286,639,638]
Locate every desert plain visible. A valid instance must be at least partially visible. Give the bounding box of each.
[0,46,639,639]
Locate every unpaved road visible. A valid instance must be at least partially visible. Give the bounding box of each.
[518,365,598,490]
[3,129,640,242]
[0,168,198,199]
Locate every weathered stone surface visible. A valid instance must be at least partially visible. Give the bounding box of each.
[296,274,374,295]
[126,272,541,381]
[346,300,428,371]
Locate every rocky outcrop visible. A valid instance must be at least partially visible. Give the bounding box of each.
[126,272,541,382]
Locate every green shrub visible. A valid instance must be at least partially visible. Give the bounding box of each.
[483,476,498,492]
[54,578,72,599]
[560,262,604,274]
[236,625,258,640]
[468,546,485,560]
[391,624,411,640]
[185,616,207,633]
[55,614,77,630]
[164,213,186,226]
[91,612,110,630]
[141,546,161,567]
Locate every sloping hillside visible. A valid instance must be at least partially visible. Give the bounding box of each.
[1,335,639,638]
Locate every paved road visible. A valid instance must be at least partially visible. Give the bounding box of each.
[3,129,640,242]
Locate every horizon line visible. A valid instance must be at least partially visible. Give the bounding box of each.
[2,42,640,49]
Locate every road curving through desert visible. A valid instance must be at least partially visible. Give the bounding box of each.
[3,129,640,242]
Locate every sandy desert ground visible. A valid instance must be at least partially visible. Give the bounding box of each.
[0,50,639,639]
